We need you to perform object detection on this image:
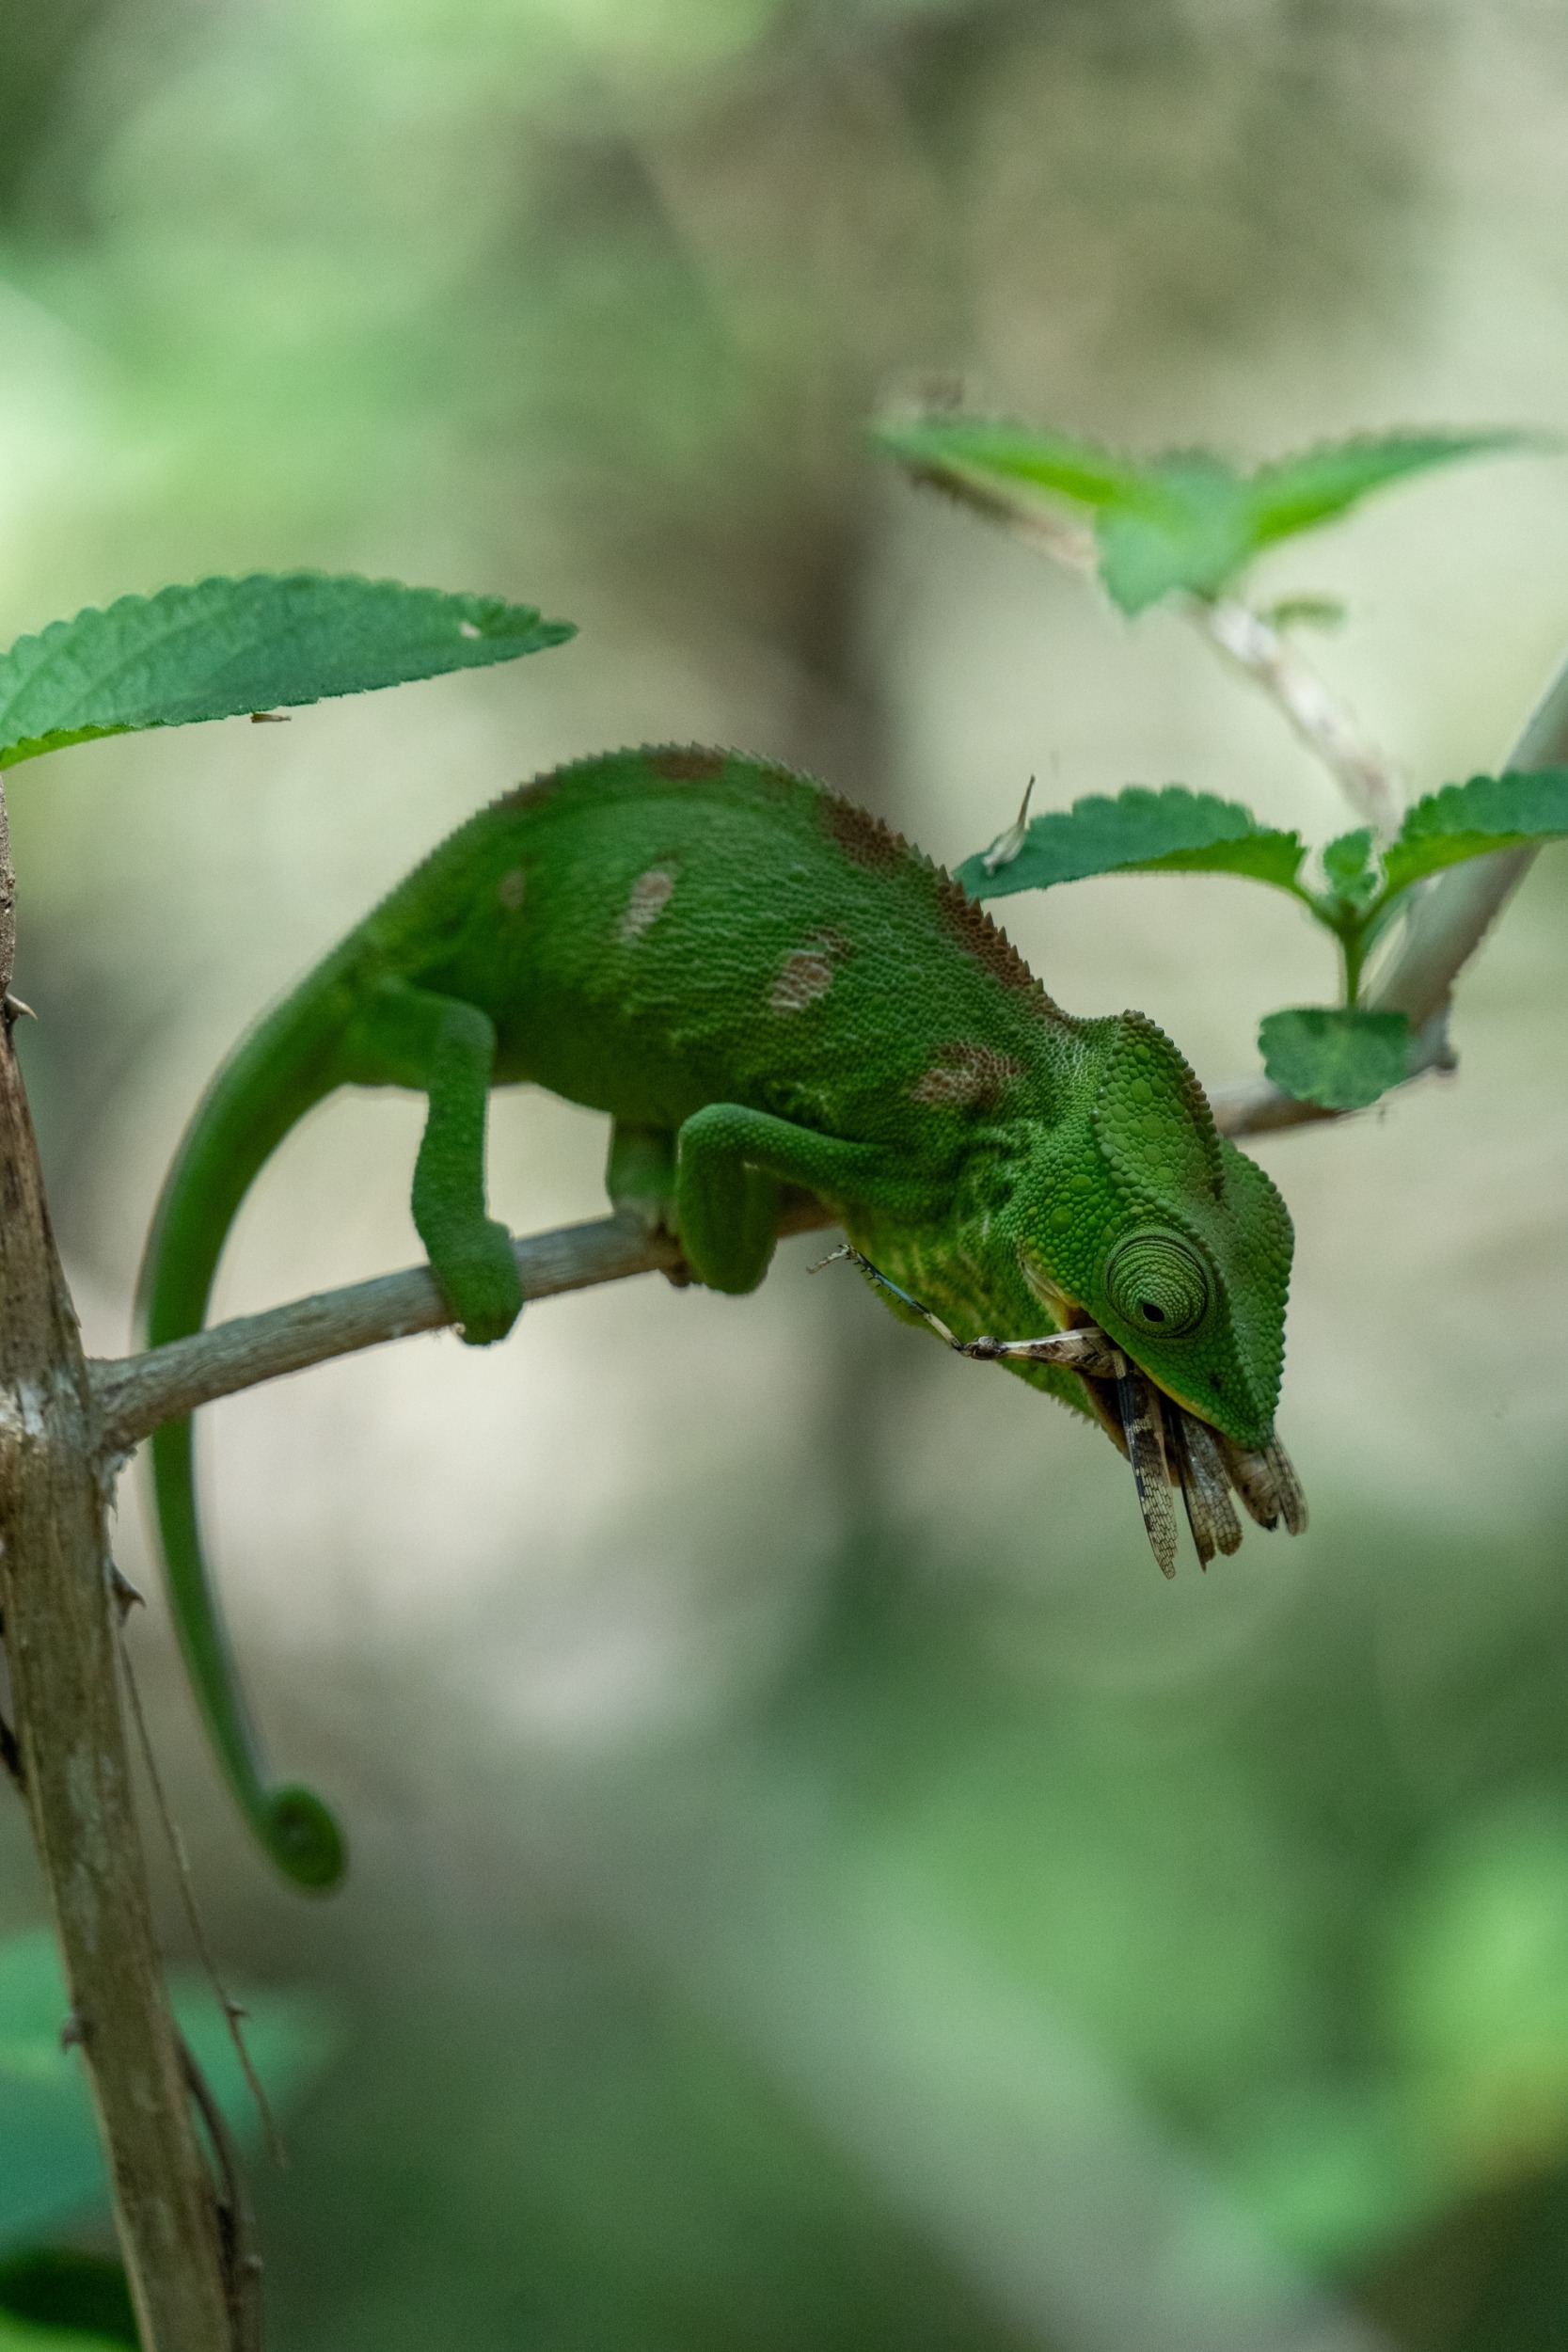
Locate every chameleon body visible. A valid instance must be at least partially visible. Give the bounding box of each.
[138,746,1296,1889]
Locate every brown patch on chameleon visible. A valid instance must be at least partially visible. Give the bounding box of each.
[650,747,728,783]
[910,1041,1024,1108]
[769,929,854,1014]
[820,795,909,874]
[933,873,1040,999]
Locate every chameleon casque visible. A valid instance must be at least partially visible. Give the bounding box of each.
[138,745,1304,1890]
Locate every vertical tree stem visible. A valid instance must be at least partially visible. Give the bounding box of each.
[0,787,237,2349]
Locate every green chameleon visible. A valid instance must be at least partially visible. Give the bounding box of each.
[138,745,1305,1889]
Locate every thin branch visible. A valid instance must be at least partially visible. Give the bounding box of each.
[1198,596,1402,839]
[92,1195,836,1454]
[897,451,1402,832]
[1211,653,1568,1136]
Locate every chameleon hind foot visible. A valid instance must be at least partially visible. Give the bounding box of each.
[606,1120,692,1285]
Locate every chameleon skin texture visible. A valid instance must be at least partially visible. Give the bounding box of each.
[137,746,1293,1886]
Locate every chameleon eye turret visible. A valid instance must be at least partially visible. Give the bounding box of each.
[1103,1230,1211,1340]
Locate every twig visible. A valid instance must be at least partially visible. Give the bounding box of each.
[1198,596,1402,839]
[114,1588,284,2169]
[1212,656,1568,1136]
[899,435,1568,1137]
[898,449,1402,832]
[178,2036,262,2352]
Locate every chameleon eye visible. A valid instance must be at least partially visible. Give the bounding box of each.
[1103,1230,1211,1341]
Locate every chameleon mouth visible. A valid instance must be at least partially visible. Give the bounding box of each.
[1007,1329,1307,1575]
[1099,1355,1307,1576]
[814,1246,1307,1577]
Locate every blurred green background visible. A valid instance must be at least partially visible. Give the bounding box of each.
[3,2,1568,2345]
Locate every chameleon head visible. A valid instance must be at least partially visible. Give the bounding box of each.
[1020,1010,1292,1453]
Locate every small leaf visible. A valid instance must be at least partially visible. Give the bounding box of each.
[1321,828,1381,913]
[957,784,1306,901]
[0,574,576,769]
[1094,457,1253,612]
[1259,1007,1412,1111]
[871,414,1149,511]
[1382,768,1568,896]
[873,413,1535,614]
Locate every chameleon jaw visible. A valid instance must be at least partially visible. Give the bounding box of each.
[816,1245,1307,1575]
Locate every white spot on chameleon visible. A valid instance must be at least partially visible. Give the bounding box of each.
[769,948,835,1013]
[498,866,527,912]
[619,867,676,942]
[768,929,853,1015]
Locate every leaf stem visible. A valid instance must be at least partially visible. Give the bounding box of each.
[887,443,1404,837]
[1197,596,1403,840]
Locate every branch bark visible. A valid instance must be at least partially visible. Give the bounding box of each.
[0,938,240,2342]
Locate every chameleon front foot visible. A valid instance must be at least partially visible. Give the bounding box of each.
[430,1219,524,1346]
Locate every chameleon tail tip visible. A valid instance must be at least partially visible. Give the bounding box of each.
[265,1786,348,1892]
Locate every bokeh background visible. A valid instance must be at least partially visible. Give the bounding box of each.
[3,3,1568,2346]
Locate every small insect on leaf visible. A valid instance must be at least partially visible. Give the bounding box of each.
[957,783,1307,903]
[1259,1005,1413,1111]
[0,574,576,770]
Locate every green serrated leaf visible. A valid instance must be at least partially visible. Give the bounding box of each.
[957,784,1306,901]
[0,574,576,769]
[1321,828,1381,912]
[874,412,1536,614]
[870,415,1150,512]
[1259,1007,1412,1111]
[1381,768,1568,896]
[1240,431,1532,551]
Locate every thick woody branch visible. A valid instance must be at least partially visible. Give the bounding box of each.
[0,934,239,2340]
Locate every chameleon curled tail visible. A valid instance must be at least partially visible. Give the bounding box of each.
[136,979,352,1890]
